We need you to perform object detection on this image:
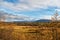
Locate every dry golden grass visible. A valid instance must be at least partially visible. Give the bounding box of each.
[0,22,60,40]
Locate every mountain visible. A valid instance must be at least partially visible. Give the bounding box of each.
[9,19,52,22]
[35,19,51,22]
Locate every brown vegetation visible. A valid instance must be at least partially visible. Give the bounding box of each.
[0,22,60,40]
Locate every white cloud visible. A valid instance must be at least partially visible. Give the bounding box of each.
[55,9,60,12]
[1,0,60,21]
[39,15,51,19]
[1,0,60,11]
[0,11,35,21]
[6,15,36,21]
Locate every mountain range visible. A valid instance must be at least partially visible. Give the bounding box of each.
[12,19,51,23]
[35,19,51,22]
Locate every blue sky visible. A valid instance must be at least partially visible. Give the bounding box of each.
[0,0,60,21]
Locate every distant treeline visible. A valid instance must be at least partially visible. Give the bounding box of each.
[0,22,60,27]
[15,22,60,27]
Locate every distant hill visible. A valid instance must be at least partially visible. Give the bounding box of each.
[11,19,52,23]
[35,19,51,22]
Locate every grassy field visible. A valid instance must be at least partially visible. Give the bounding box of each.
[0,22,60,40]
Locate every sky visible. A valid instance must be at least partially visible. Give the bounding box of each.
[0,0,60,21]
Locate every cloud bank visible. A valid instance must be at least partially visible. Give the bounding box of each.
[0,0,60,11]
[0,11,35,22]
[0,0,60,21]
